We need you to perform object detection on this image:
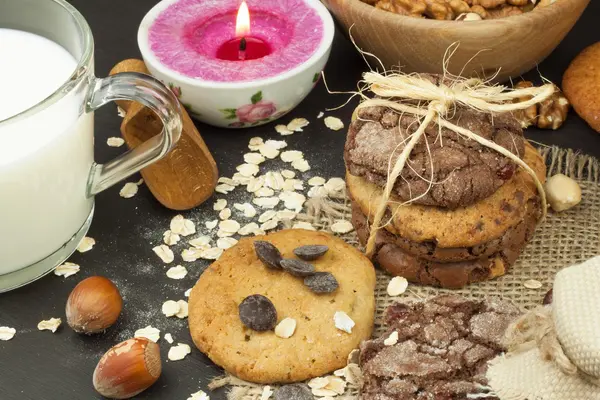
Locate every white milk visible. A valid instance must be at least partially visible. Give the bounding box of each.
[0,29,94,274]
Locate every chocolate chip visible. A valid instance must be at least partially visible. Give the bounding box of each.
[304,272,339,294]
[254,241,282,269]
[293,245,329,261]
[239,295,277,331]
[543,289,553,305]
[273,384,312,400]
[280,259,316,277]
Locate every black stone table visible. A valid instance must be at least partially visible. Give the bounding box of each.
[1,1,599,399]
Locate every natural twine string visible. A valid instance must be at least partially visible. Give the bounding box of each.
[504,306,600,387]
[354,71,555,257]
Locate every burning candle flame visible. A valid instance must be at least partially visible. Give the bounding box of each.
[236,1,251,38]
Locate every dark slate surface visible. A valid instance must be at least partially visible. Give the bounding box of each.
[1,1,599,399]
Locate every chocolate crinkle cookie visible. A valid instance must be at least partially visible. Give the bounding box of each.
[345,98,525,209]
[359,294,520,400]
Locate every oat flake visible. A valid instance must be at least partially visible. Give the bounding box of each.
[188,390,210,400]
[324,177,345,193]
[170,215,196,236]
[308,377,330,389]
[182,248,202,262]
[219,220,241,233]
[234,203,257,218]
[237,163,260,177]
[260,219,279,231]
[217,229,235,238]
[264,171,285,191]
[54,262,80,278]
[244,152,266,165]
[524,279,543,289]
[331,220,354,234]
[261,386,274,400]
[275,124,294,136]
[107,137,125,147]
[247,176,266,193]
[77,237,96,253]
[205,219,218,230]
[219,208,232,220]
[275,318,297,339]
[176,300,189,318]
[213,199,227,211]
[277,210,297,221]
[281,169,296,179]
[184,288,192,297]
[293,221,316,231]
[134,325,160,342]
[384,331,399,346]
[265,139,287,150]
[162,300,180,317]
[153,245,175,263]
[292,159,310,172]
[255,187,275,197]
[215,184,235,194]
[253,197,280,209]
[217,237,238,249]
[37,318,61,333]
[164,333,174,344]
[232,173,251,185]
[334,311,355,334]
[189,236,211,249]
[387,276,409,296]
[258,144,280,159]
[168,343,191,361]
[238,222,260,236]
[308,176,326,186]
[308,186,329,198]
[248,136,264,150]
[280,150,304,163]
[279,191,306,212]
[287,118,309,132]
[0,327,16,341]
[258,210,277,223]
[119,182,139,198]
[218,177,237,186]
[200,247,224,260]
[166,265,188,280]
[324,116,345,131]
[317,111,324,119]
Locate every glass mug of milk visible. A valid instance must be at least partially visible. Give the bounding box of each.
[0,0,183,292]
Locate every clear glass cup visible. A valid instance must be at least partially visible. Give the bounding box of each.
[0,0,183,292]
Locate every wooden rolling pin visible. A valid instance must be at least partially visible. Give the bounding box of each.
[110,59,218,211]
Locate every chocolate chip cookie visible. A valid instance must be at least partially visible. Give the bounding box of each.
[188,229,376,384]
[360,295,520,399]
[345,99,525,209]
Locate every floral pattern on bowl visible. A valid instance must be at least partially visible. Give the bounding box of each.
[167,83,201,118]
[220,91,286,128]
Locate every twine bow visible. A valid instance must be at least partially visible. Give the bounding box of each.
[356,72,555,257]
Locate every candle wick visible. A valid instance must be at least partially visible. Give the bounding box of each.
[239,37,247,61]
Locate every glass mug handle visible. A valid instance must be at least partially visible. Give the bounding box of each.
[85,72,183,196]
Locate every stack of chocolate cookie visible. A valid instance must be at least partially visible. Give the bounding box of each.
[345,103,546,288]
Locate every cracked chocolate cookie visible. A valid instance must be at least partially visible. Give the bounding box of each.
[359,295,520,399]
[347,142,545,249]
[188,229,376,384]
[345,97,525,209]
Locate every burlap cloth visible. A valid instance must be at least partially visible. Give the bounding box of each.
[209,145,600,399]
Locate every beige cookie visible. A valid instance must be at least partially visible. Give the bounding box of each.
[188,229,376,384]
[563,42,600,133]
[347,142,545,248]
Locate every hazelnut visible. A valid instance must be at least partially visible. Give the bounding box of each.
[544,174,582,212]
[93,338,162,399]
[66,276,123,334]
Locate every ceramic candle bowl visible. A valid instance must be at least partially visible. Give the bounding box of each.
[138,0,334,128]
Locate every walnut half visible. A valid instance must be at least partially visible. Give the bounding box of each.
[512,81,570,130]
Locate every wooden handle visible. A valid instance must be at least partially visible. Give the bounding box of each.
[110,59,219,211]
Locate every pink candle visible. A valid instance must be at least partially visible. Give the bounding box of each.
[148,0,325,82]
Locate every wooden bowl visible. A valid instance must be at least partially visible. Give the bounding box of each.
[323,0,589,82]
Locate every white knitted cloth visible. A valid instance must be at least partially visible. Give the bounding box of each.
[486,256,600,400]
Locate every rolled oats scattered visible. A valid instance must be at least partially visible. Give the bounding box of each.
[287,118,309,132]
[164,333,174,344]
[205,219,218,230]
[162,300,180,317]
[238,222,260,236]
[119,182,139,198]
[291,159,310,172]
[189,236,211,249]
[260,219,279,231]
[170,215,196,236]
[308,176,326,186]
[331,220,354,234]
[176,300,189,318]
[293,221,316,231]
[248,137,264,151]
[334,311,355,334]
[308,377,329,389]
[260,386,273,400]
[280,150,304,163]
[163,230,180,246]
[54,262,80,278]
[274,317,297,339]
[135,325,160,342]
[0,327,16,341]
[324,116,344,131]
[244,152,266,165]
[384,331,399,346]
[215,183,235,194]
[166,265,188,280]
[37,318,62,333]
[188,390,210,400]
[218,177,237,186]
[387,276,409,296]
[281,169,296,179]
[253,197,280,209]
[200,247,224,260]
[317,111,324,119]
[279,191,306,212]
[219,219,241,233]
[258,210,278,223]
[324,177,345,193]
[255,187,275,197]
[77,237,96,253]
[247,176,266,193]
[106,137,125,147]
[168,343,192,361]
[182,248,202,262]
[213,199,227,211]
[277,210,297,221]
[237,163,260,177]
[524,279,543,289]
[265,139,287,150]
[275,124,294,136]
[153,245,175,263]
[217,237,238,249]
[258,143,280,159]
[219,208,232,220]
